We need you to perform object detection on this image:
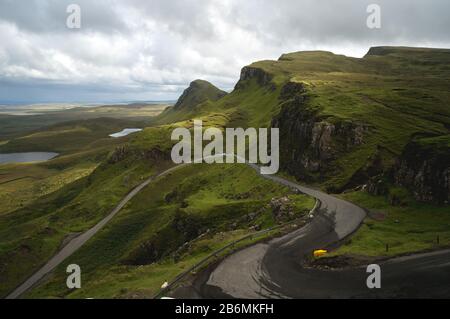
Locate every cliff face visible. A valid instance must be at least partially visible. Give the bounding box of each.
[272,81,370,189]
[254,47,449,202]
[393,138,450,204]
[234,66,274,90]
[273,87,449,202]
[156,47,450,203]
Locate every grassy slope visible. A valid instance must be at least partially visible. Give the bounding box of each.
[0,109,313,298]
[0,161,97,216]
[2,46,448,297]
[27,164,313,298]
[0,111,167,297]
[254,48,449,189]
[0,103,167,140]
[172,79,227,110]
[148,47,450,262]
[152,80,227,125]
[0,105,165,216]
[154,48,449,190]
[0,117,143,154]
[330,191,450,258]
[7,76,314,298]
[153,78,281,129]
[0,115,150,216]
[246,48,449,260]
[0,154,163,297]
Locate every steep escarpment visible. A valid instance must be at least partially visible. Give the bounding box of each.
[136,47,450,201]
[260,47,449,199]
[393,136,450,203]
[272,81,371,189]
[235,66,274,90]
[153,79,227,124]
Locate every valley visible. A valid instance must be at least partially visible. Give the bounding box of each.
[0,46,449,299]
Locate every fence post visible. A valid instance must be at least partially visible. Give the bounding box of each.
[437,235,440,245]
[386,243,389,252]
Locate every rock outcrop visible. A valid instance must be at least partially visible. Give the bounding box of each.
[109,145,170,164]
[270,196,295,222]
[272,81,370,187]
[393,137,450,204]
[235,66,274,90]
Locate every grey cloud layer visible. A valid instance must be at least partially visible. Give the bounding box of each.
[0,0,449,102]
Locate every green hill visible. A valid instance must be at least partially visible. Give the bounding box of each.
[1,46,449,298]
[174,79,227,110]
[0,117,143,154]
[153,79,227,124]
[150,46,448,269]
[148,47,449,200]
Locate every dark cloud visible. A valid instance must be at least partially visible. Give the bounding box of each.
[0,0,128,34]
[0,0,449,103]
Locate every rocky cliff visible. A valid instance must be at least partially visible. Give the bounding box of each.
[235,66,274,90]
[272,86,449,202]
[160,47,450,203]
[272,81,370,190]
[393,136,450,204]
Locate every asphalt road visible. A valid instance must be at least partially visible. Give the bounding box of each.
[174,164,450,299]
[6,157,450,299]
[188,247,450,299]
[6,164,187,299]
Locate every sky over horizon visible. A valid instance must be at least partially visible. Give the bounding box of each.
[0,0,449,104]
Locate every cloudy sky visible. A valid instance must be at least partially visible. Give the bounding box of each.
[0,0,449,104]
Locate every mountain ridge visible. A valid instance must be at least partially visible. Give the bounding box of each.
[151,46,449,202]
[1,46,449,299]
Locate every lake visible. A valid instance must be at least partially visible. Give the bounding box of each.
[0,152,59,164]
[109,128,143,138]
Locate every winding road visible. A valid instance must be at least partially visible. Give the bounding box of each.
[6,157,450,299]
[173,163,366,298]
[173,163,450,299]
[6,164,187,299]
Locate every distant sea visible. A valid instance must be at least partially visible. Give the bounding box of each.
[0,101,176,116]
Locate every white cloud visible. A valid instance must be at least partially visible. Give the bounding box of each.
[0,0,449,102]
